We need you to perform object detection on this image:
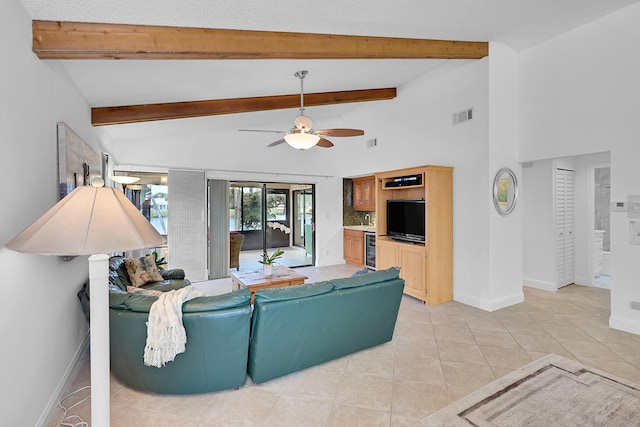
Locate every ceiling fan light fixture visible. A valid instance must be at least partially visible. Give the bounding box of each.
[241,70,363,149]
[284,132,320,150]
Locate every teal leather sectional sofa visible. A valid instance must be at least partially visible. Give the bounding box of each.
[77,256,191,322]
[101,263,404,394]
[109,288,252,394]
[248,267,404,383]
[108,255,191,292]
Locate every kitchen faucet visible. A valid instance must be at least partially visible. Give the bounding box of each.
[364,213,372,226]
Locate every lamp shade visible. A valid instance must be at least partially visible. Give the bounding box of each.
[284,132,320,150]
[111,175,140,185]
[6,184,165,255]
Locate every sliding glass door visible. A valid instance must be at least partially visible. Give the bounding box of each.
[293,189,314,260]
[229,181,314,270]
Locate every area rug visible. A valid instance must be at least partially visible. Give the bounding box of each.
[422,354,640,426]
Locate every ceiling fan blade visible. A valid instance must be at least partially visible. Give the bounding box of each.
[267,139,286,147]
[315,128,364,137]
[239,129,287,134]
[316,138,334,148]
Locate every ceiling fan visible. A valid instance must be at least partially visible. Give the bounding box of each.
[239,70,364,149]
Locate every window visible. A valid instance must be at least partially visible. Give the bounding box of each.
[117,172,168,235]
[267,190,287,222]
[146,184,168,234]
[230,185,262,232]
[119,172,168,261]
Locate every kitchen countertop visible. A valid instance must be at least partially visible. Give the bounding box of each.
[343,225,376,232]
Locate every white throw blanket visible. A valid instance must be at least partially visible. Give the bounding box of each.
[143,286,208,368]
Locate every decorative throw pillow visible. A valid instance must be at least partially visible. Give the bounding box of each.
[124,255,164,287]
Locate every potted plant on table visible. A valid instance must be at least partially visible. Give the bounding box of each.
[258,248,284,277]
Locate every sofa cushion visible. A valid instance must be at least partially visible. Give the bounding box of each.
[160,269,186,280]
[140,279,190,293]
[183,288,251,312]
[109,293,162,312]
[124,255,164,287]
[254,281,334,303]
[331,267,401,289]
[109,288,251,313]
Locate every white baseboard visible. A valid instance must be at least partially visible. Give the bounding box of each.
[609,315,640,336]
[37,331,90,427]
[523,277,557,292]
[455,291,524,312]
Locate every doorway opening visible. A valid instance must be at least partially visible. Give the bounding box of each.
[593,165,611,289]
[229,181,315,271]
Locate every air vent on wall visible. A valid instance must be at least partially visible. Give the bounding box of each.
[452,108,473,125]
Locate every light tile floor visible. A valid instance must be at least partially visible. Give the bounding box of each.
[49,265,640,426]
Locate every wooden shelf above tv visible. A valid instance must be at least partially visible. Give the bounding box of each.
[381,172,425,191]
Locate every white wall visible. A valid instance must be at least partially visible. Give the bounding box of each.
[522,159,556,290]
[518,2,640,333]
[0,2,101,425]
[612,145,640,333]
[484,42,524,310]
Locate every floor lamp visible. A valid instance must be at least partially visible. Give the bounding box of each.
[6,178,164,427]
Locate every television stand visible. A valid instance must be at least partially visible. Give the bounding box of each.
[375,165,452,305]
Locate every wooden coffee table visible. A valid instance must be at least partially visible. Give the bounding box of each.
[230,266,308,303]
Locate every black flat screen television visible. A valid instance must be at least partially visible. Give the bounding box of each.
[386,199,426,243]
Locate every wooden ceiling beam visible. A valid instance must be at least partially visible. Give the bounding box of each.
[33,20,488,60]
[91,88,397,126]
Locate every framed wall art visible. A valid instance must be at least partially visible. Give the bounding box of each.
[57,122,101,200]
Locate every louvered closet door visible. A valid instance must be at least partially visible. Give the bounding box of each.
[556,168,575,288]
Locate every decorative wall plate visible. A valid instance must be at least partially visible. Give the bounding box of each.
[493,168,518,216]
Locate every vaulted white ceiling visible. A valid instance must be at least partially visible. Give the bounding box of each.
[19,0,640,145]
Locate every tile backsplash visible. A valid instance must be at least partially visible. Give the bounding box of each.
[343,178,376,226]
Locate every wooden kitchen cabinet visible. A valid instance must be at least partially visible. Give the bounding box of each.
[343,228,365,268]
[377,239,399,270]
[377,239,427,301]
[353,176,376,211]
[398,243,427,299]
